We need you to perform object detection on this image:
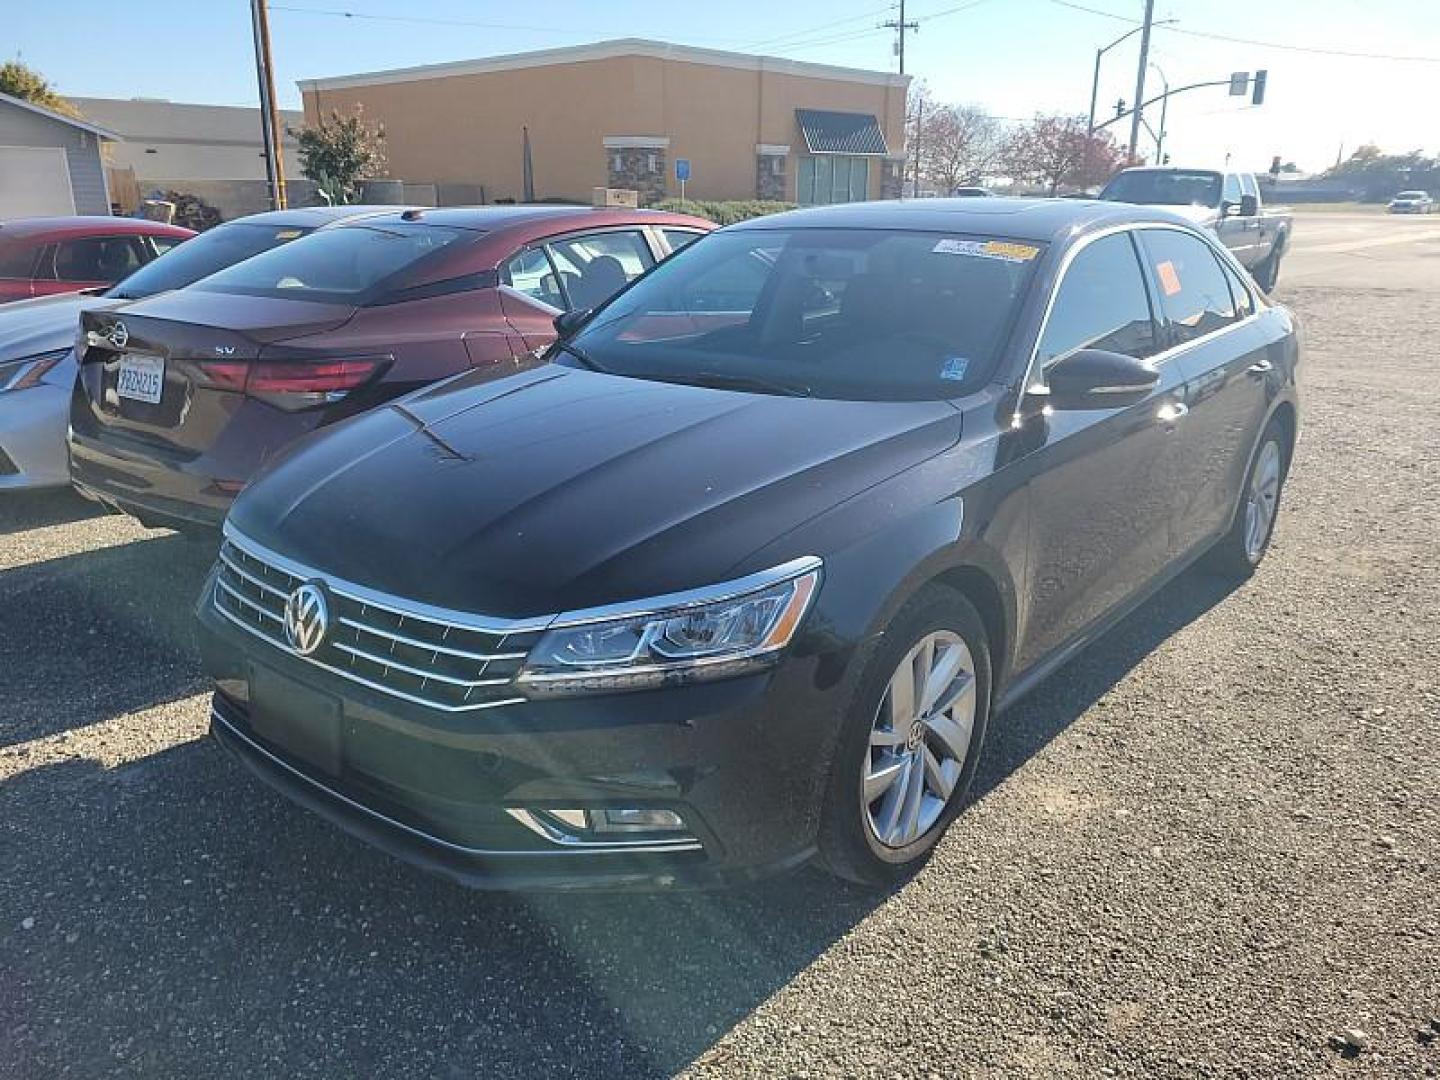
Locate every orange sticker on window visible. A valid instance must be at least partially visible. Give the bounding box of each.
[1156,260,1182,296]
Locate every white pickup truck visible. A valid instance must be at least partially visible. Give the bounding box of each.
[1100,167,1292,291]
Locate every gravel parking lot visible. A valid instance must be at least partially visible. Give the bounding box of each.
[2,210,1437,1079]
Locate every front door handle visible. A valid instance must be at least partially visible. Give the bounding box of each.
[1247,358,1274,376]
[1157,401,1189,425]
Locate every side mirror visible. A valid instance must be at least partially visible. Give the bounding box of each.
[1041,348,1160,410]
[1238,193,1259,216]
[553,307,593,339]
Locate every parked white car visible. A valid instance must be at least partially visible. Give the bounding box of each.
[1388,190,1434,214]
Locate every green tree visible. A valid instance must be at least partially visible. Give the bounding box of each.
[0,61,81,118]
[290,107,387,205]
[1322,145,1439,201]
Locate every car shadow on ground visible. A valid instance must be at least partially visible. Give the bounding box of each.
[0,532,216,746]
[0,488,108,536]
[0,566,1244,1079]
[972,566,1240,803]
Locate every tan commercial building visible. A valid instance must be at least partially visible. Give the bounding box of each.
[298,39,910,206]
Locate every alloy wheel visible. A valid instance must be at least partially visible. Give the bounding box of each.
[862,630,976,848]
[1244,440,1282,561]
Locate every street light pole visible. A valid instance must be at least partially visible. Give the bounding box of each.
[1150,62,1169,163]
[1086,18,1175,180]
[1127,0,1156,165]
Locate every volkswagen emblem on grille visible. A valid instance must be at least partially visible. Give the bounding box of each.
[283,580,330,656]
[106,321,129,349]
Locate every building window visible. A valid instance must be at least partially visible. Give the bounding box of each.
[797,155,870,205]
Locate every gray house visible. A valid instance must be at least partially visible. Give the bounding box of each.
[0,92,119,218]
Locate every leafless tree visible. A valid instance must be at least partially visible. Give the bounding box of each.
[920,104,1003,193]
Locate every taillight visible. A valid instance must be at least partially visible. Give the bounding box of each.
[193,357,386,410]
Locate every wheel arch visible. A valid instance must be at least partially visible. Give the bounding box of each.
[929,564,1010,691]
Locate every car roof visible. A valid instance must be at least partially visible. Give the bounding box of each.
[326,205,710,233]
[0,216,194,240]
[224,205,425,230]
[727,197,1196,245]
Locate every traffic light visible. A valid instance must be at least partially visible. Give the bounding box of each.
[1252,70,1268,106]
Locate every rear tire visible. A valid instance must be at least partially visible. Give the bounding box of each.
[1204,419,1287,580]
[817,585,991,887]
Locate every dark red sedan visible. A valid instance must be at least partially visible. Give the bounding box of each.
[0,216,195,303]
[69,205,712,529]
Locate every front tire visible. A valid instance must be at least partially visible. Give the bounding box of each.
[1204,419,1287,579]
[818,586,991,887]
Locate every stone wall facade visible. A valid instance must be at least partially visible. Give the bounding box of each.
[881,156,907,200]
[606,145,667,206]
[755,148,788,201]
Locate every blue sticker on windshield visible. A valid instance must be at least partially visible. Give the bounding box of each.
[940,356,970,381]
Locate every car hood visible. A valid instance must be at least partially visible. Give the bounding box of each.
[229,365,964,618]
[0,292,120,359]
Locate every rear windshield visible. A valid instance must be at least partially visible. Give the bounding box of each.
[563,227,1042,402]
[1101,170,1223,207]
[192,222,468,304]
[105,221,313,300]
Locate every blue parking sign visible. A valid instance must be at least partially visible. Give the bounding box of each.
[675,158,691,181]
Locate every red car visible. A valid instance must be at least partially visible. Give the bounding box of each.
[70,205,713,529]
[0,217,195,303]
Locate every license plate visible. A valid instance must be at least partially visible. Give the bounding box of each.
[248,663,343,776]
[116,354,165,404]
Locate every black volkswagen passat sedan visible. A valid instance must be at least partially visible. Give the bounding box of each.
[197,199,1299,889]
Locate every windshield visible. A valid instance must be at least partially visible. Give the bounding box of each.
[193,222,468,304]
[563,227,1042,401]
[1396,191,1427,198]
[104,221,314,300]
[1101,170,1224,207]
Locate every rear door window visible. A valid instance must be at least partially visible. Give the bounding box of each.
[544,230,654,311]
[1037,232,1158,370]
[502,247,565,310]
[662,229,704,257]
[1139,229,1238,347]
[0,243,36,278]
[52,237,148,284]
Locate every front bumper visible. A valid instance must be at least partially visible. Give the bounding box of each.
[0,383,70,490]
[196,579,845,890]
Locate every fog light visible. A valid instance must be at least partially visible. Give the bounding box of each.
[593,807,687,834]
[506,806,698,849]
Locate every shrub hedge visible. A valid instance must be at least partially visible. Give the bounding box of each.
[652,198,796,225]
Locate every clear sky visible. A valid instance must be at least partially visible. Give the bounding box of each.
[9,0,1439,173]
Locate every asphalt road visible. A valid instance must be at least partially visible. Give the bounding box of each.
[2,211,1437,1078]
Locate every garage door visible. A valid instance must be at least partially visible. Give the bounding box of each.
[0,146,76,218]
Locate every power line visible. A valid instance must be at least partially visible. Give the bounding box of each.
[744,4,897,49]
[1045,0,1440,63]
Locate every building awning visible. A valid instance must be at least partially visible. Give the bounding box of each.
[795,109,888,155]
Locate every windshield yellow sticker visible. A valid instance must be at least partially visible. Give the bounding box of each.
[274,229,305,240]
[932,239,1041,263]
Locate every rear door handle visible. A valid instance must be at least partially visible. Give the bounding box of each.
[1247,358,1274,376]
[1157,401,1189,425]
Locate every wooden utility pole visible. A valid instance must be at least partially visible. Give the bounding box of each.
[884,0,920,74]
[1127,0,1155,164]
[250,0,288,209]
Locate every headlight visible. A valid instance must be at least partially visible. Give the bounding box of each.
[0,349,68,394]
[517,558,822,697]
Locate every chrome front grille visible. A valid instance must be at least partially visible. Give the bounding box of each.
[213,531,546,712]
